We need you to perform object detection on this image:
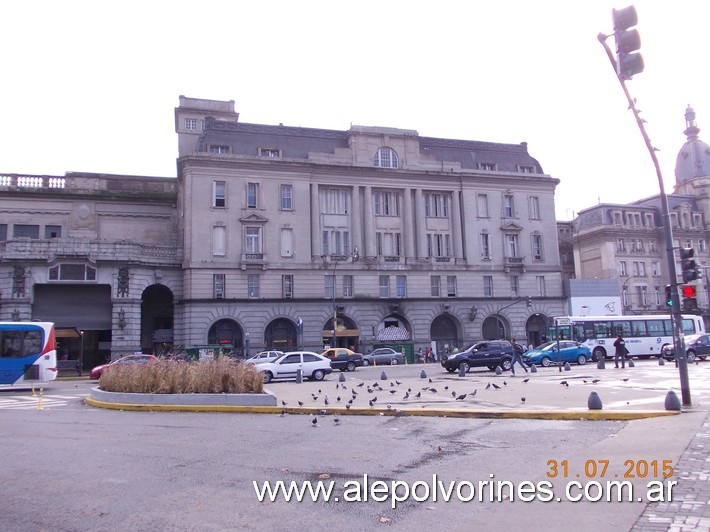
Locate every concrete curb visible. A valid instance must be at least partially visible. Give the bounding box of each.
[89,386,277,407]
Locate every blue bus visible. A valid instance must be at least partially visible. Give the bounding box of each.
[0,322,58,385]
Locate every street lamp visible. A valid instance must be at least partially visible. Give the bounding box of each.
[331,246,359,349]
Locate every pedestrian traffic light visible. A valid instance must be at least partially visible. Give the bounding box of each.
[612,6,644,80]
[681,285,697,298]
[665,284,673,307]
[680,247,701,282]
[681,285,698,311]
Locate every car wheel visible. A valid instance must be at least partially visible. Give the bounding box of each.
[541,356,552,367]
[312,369,325,381]
[362,359,370,367]
[592,347,606,362]
[459,361,470,373]
[446,367,456,373]
[487,365,496,371]
[686,350,696,363]
[577,354,587,365]
[391,357,399,365]
[263,371,273,384]
[346,361,356,372]
[501,358,512,371]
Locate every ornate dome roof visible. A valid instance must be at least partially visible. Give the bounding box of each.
[675,106,710,185]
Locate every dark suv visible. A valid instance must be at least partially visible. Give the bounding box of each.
[440,341,514,373]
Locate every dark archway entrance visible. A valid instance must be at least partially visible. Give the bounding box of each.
[141,284,174,354]
[208,319,244,355]
[525,314,549,348]
[482,315,508,340]
[266,318,297,352]
[323,315,359,350]
[430,314,460,355]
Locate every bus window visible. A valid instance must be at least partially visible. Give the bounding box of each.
[632,321,647,337]
[681,319,697,335]
[663,320,673,335]
[646,320,665,336]
[594,321,612,339]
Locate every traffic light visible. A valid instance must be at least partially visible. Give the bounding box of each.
[612,6,644,80]
[526,296,532,308]
[680,247,701,282]
[665,284,673,307]
[681,285,697,298]
[681,285,698,311]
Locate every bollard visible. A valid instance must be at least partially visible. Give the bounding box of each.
[587,391,603,410]
[296,368,303,384]
[664,390,681,412]
[659,357,666,366]
[420,370,427,379]
[564,362,571,371]
[530,364,537,373]
[495,366,502,375]
[381,371,388,380]
[628,359,635,368]
[458,364,466,377]
[37,388,44,411]
[597,357,606,370]
[338,372,346,383]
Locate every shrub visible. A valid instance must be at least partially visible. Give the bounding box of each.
[99,358,264,394]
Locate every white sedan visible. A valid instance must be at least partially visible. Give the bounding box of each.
[245,350,284,364]
[259,351,333,383]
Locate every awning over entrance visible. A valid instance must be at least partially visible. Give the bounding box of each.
[33,284,112,329]
[322,329,360,338]
[56,328,82,339]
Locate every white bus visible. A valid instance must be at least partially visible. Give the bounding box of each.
[547,314,706,360]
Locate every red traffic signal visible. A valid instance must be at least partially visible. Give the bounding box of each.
[681,285,697,298]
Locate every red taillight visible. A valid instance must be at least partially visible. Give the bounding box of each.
[48,367,58,372]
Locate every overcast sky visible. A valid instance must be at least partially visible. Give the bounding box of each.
[2,1,708,221]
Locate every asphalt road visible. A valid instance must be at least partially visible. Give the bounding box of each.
[1,368,707,531]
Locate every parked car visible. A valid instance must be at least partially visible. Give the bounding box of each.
[259,351,333,383]
[523,340,592,367]
[661,333,709,362]
[363,347,405,366]
[441,341,514,373]
[245,350,284,365]
[320,348,364,372]
[90,354,158,380]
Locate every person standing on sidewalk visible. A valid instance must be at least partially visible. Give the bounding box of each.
[613,334,627,368]
[510,338,528,376]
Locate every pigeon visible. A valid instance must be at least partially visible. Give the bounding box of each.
[390,390,397,394]
[622,378,629,382]
[486,383,491,390]
[371,396,378,403]
[429,388,437,393]
[280,409,286,416]
[337,396,341,402]
[312,417,318,427]
[415,392,421,398]
[387,404,392,409]
[521,397,526,403]
[456,394,467,401]
[391,382,396,387]
[336,383,340,390]
[403,393,409,400]
[395,380,402,385]
[394,409,404,417]
[592,379,601,384]
[357,383,365,387]
[503,381,508,386]
[297,401,304,407]
[367,387,374,393]
[318,389,322,394]
[345,403,351,410]
[319,409,327,415]
[324,398,329,406]
[312,396,319,401]
[445,386,449,390]
[522,378,530,383]
[492,383,501,390]
[560,380,569,387]
[369,400,374,407]
[470,389,477,397]
[334,417,340,424]
[583,380,588,384]
[281,400,287,406]
[429,378,433,383]
[451,391,457,397]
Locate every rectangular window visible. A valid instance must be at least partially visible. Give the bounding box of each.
[280,185,293,210]
[519,165,535,173]
[213,274,225,299]
[529,196,540,219]
[374,191,400,216]
[396,275,407,298]
[510,275,519,296]
[213,181,226,207]
[377,232,401,256]
[477,194,489,218]
[632,261,640,276]
[379,275,390,298]
[185,118,197,131]
[506,234,519,258]
[641,286,649,306]
[324,230,350,256]
[320,188,349,214]
[248,274,260,298]
[13,224,39,238]
[213,226,226,256]
[325,274,335,299]
[483,276,493,297]
[343,275,353,298]
[247,182,259,208]
[651,261,660,276]
[431,276,441,297]
[428,233,452,257]
[447,276,457,297]
[209,145,229,154]
[537,275,546,297]
[638,262,647,276]
[0,224,7,241]
[282,275,293,299]
[480,233,491,259]
[503,195,514,218]
[617,238,625,252]
[259,148,281,158]
[654,287,661,306]
[619,260,628,276]
[479,162,496,171]
[44,225,61,238]
[280,228,293,257]
[699,239,707,253]
[245,227,262,254]
[424,193,449,218]
[532,234,543,260]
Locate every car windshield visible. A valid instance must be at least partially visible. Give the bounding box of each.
[536,341,558,351]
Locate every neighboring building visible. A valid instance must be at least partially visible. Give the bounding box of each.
[175,96,565,353]
[0,172,179,368]
[564,106,710,319]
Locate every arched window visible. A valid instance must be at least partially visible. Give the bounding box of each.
[374,147,398,169]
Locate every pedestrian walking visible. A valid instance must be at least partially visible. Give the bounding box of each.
[510,338,528,376]
[613,334,627,368]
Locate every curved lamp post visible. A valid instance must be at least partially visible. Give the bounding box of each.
[331,246,359,349]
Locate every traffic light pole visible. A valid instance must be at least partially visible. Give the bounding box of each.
[598,33,692,406]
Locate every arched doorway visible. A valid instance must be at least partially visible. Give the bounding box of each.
[323,315,359,350]
[141,284,174,354]
[525,314,549,349]
[265,318,297,352]
[208,319,244,355]
[482,315,509,340]
[430,314,460,356]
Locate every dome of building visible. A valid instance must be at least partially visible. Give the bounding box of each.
[675,105,710,186]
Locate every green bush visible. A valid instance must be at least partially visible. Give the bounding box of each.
[99,358,264,394]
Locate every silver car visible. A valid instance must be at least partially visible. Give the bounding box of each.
[363,348,405,366]
[245,350,284,365]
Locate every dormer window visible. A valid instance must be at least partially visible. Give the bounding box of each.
[479,162,496,171]
[518,165,535,173]
[259,148,281,158]
[209,145,230,154]
[374,147,398,169]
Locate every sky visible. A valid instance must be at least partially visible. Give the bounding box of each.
[2,1,708,221]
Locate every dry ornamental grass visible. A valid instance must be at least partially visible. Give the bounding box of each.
[99,357,264,394]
